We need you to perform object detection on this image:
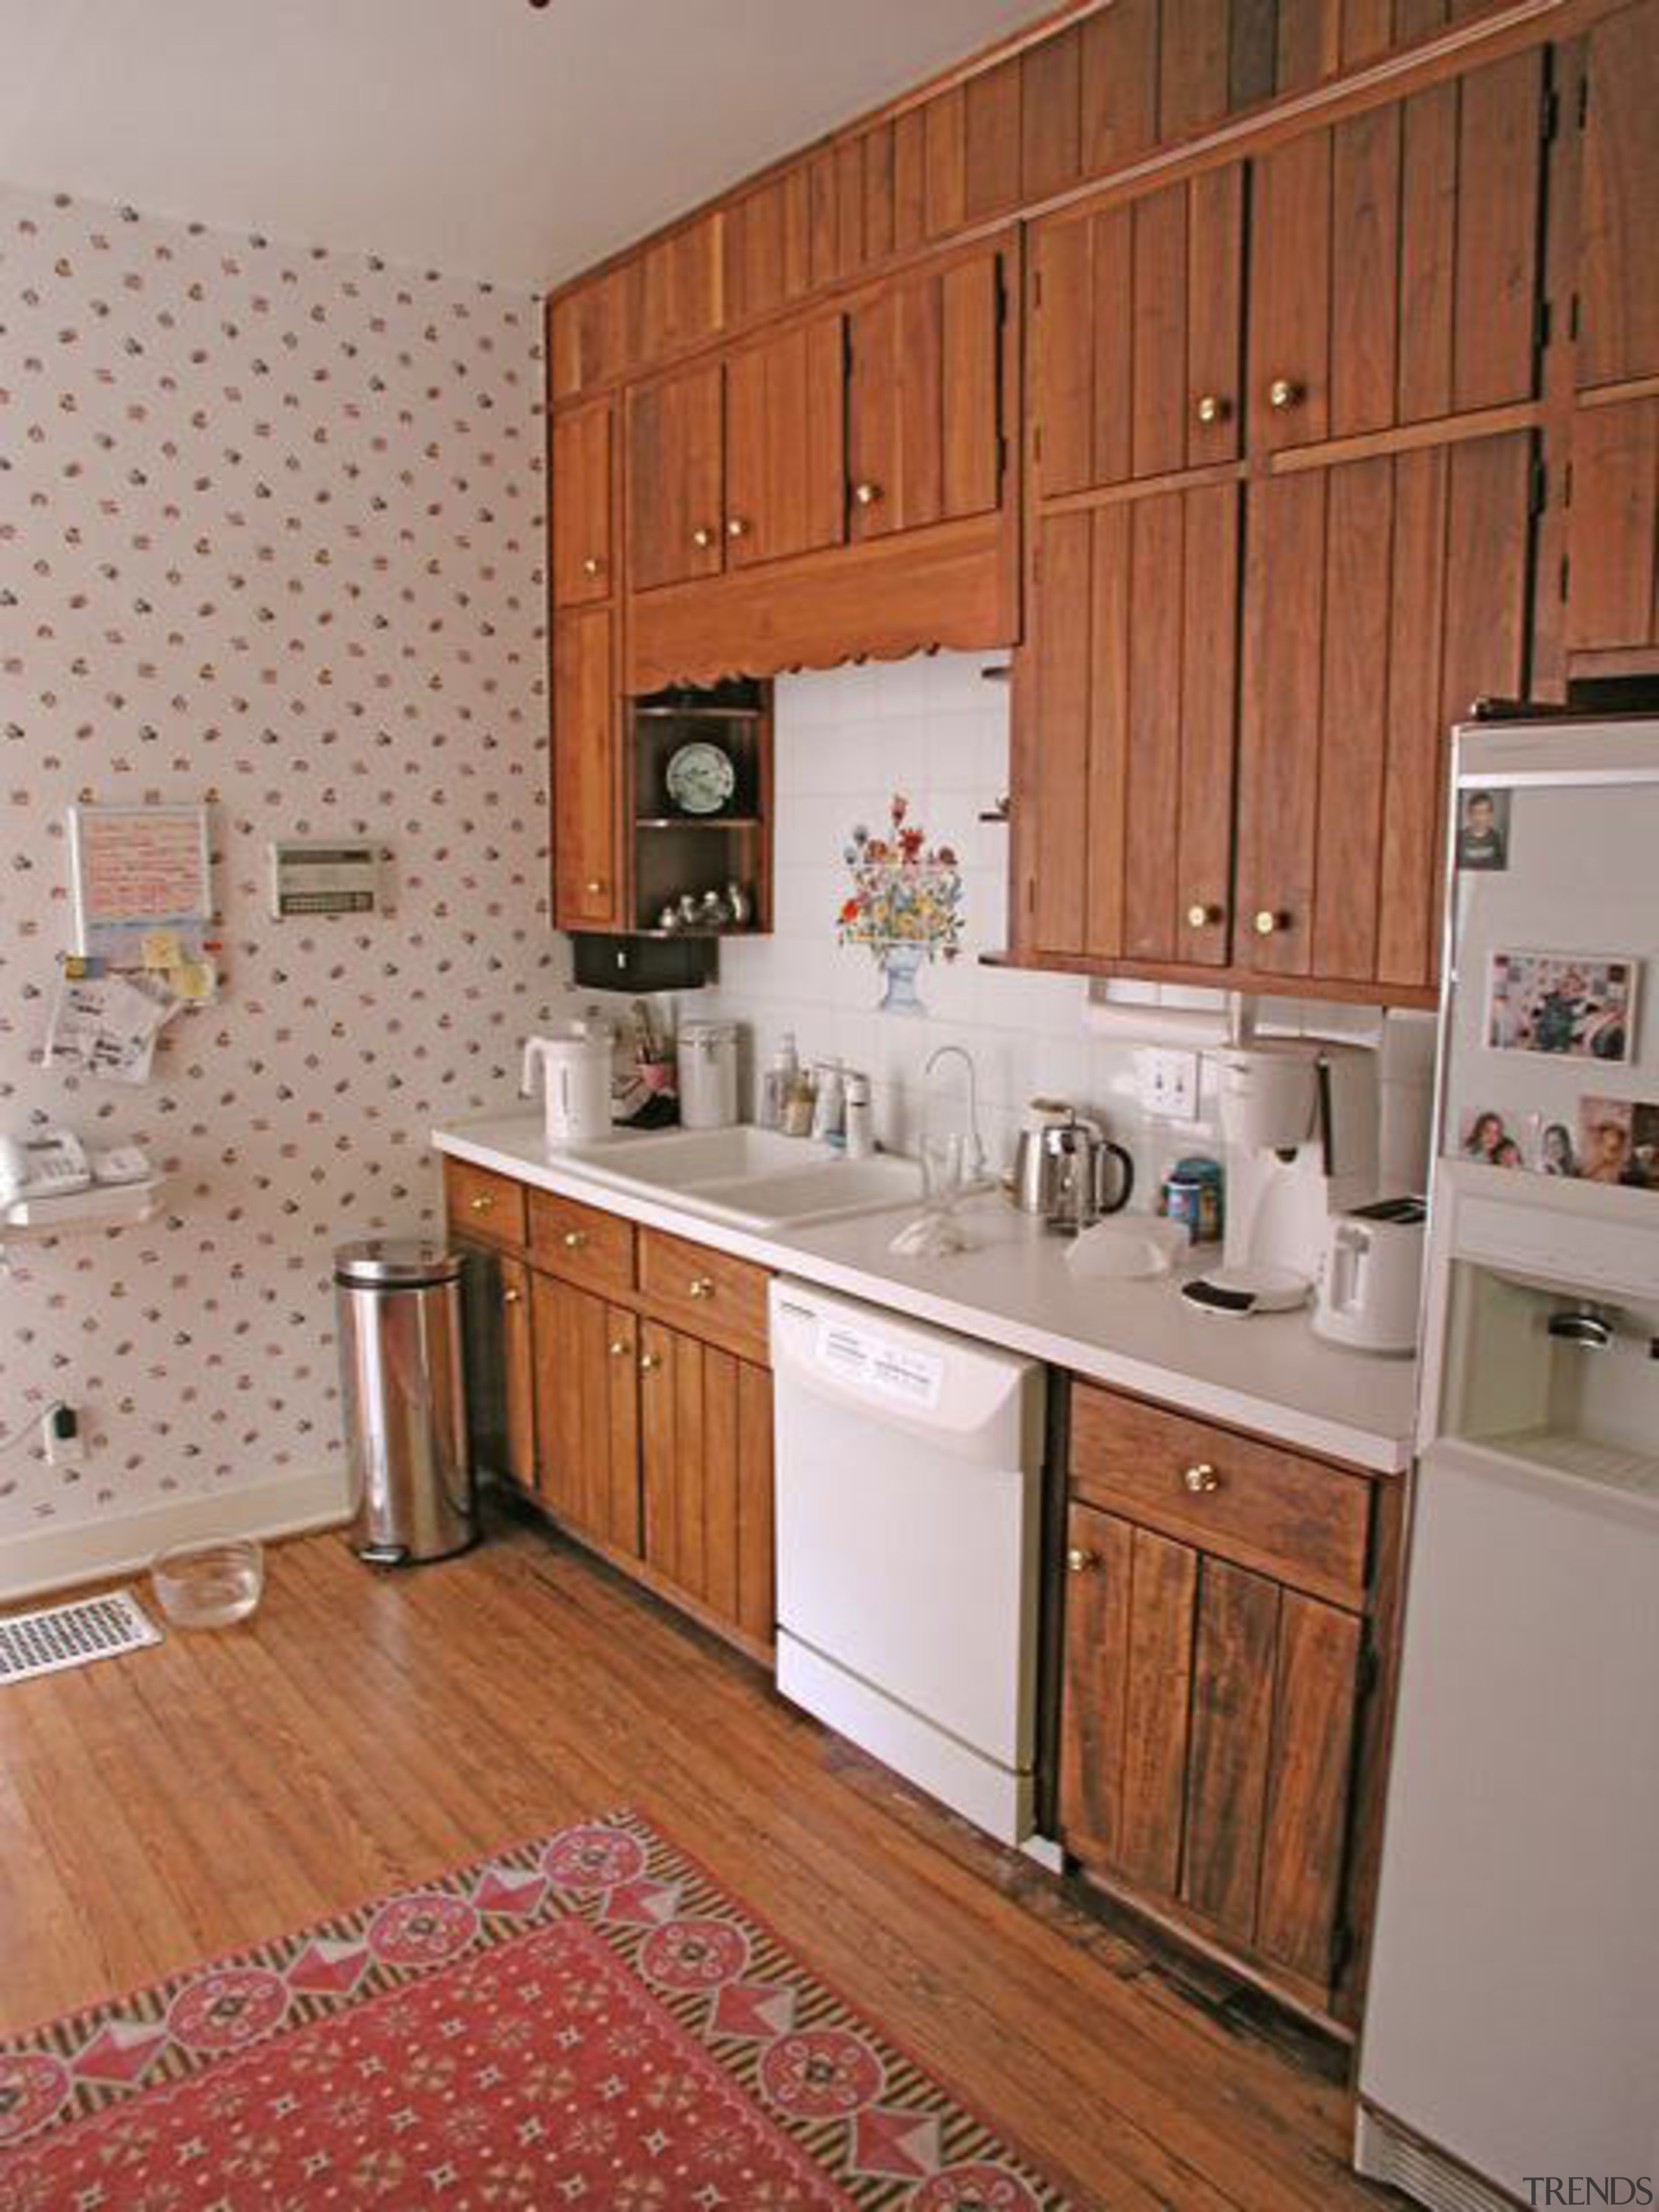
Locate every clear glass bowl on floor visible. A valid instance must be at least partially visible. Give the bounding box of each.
[150,1537,265,1631]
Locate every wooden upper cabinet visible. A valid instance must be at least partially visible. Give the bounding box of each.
[550,399,613,609]
[1023,489,1238,968]
[1031,165,1245,498]
[847,247,1004,540]
[724,314,847,570]
[1577,0,1659,391]
[548,267,626,404]
[1247,51,1546,452]
[1235,432,1534,992]
[1564,398,1659,654]
[627,362,725,592]
[552,605,623,931]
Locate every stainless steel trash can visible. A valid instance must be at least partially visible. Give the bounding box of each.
[335,1238,477,1565]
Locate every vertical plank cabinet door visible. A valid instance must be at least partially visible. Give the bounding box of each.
[1577,0,1659,391]
[1564,399,1659,651]
[531,1274,641,1553]
[1059,1504,1135,1867]
[847,248,1003,541]
[1180,1559,1280,1946]
[550,399,613,609]
[639,1322,774,1646]
[1247,130,1334,453]
[551,605,622,931]
[1023,491,1240,967]
[627,361,725,592]
[723,314,846,570]
[1236,433,1532,990]
[1030,167,1244,498]
[456,1245,537,1495]
[498,1257,537,1495]
[1254,1594,1365,1988]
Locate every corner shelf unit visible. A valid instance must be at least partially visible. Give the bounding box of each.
[629,680,774,946]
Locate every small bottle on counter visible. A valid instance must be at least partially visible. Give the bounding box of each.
[811,1060,844,1144]
[759,1032,798,1132]
[782,1070,817,1137]
[843,1071,874,1159]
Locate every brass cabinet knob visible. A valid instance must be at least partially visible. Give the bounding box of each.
[691,525,715,548]
[562,1229,588,1250]
[584,878,604,897]
[1067,1546,1098,1574]
[502,1286,522,1307]
[687,1275,715,1300]
[1182,1461,1222,1494]
[640,1351,662,1373]
[1268,377,1301,411]
[581,554,602,577]
[1194,393,1229,426]
[853,481,881,508]
[725,516,749,539]
[1186,900,1221,929]
[469,1193,493,1213]
[608,1337,631,1358]
[1253,908,1284,937]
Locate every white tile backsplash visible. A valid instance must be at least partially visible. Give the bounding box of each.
[594,650,1437,1207]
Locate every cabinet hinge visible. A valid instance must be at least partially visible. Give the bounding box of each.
[1560,552,1571,603]
[1031,268,1043,312]
[1569,292,1581,343]
[1577,73,1590,130]
[1032,423,1044,465]
[1529,454,1548,518]
[1540,85,1559,143]
[998,431,1010,482]
[1535,295,1551,355]
[1564,458,1573,507]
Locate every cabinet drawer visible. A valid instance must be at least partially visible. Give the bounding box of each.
[443,1158,528,1248]
[528,1188,636,1296]
[1069,1384,1371,1605]
[639,1229,770,1362]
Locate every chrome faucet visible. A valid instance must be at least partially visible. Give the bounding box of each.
[922,1044,988,1187]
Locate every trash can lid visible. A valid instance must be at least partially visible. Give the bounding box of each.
[335,1237,464,1288]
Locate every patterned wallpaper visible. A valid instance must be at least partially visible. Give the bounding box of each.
[0,184,555,1558]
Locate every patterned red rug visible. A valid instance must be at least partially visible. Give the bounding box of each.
[0,1811,1067,2209]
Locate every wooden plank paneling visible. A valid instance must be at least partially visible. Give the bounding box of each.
[1123,495,1187,962]
[725,316,846,570]
[1230,0,1281,111]
[1566,399,1659,649]
[863,123,897,264]
[500,1257,537,1495]
[1031,512,1093,955]
[1452,51,1543,412]
[1022,24,1083,202]
[1439,432,1533,751]
[1256,1596,1363,1985]
[1330,104,1402,438]
[1577,0,1659,390]
[551,605,620,930]
[942,257,1001,518]
[1159,0,1231,141]
[1084,504,1132,959]
[1276,0,1341,92]
[1080,0,1158,174]
[551,399,613,608]
[702,1345,741,1624]
[1187,166,1246,467]
[836,137,866,279]
[807,150,840,290]
[1131,187,1191,480]
[548,267,625,402]
[893,108,927,253]
[1397,83,1459,423]
[1340,0,1396,67]
[627,362,724,592]
[1182,1561,1280,1942]
[1176,484,1240,968]
[1060,1505,1136,1868]
[1376,444,1450,989]
[604,1306,640,1552]
[964,54,1023,220]
[1117,1528,1199,1895]
[736,1361,775,1647]
[1031,216,1096,497]
[924,86,967,238]
[1313,458,1395,981]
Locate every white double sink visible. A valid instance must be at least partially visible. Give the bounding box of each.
[559,1123,923,1232]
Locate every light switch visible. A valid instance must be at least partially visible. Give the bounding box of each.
[1136,1047,1200,1122]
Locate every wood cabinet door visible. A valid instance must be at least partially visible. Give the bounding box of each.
[1021,487,1238,968]
[846,248,1003,541]
[550,399,613,608]
[1235,432,1533,992]
[456,1244,537,1494]
[639,1321,774,1646]
[1564,398,1659,651]
[530,1274,641,1552]
[1577,0,1659,391]
[1247,54,1545,453]
[551,605,623,930]
[724,314,846,569]
[627,361,725,591]
[1030,165,1244,497]
[498,1256,537,1493]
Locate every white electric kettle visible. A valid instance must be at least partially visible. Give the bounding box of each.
[522,1021,614,1148]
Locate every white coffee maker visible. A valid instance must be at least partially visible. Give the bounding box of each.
[1182,1040,1380,1318]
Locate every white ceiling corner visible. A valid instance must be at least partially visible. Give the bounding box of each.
[0,0,1052,290]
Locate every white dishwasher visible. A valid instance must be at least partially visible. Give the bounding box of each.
[769,1277,1047,1846]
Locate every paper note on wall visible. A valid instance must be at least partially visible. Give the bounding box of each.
[45,973,175,1085]
[68,804,213,969]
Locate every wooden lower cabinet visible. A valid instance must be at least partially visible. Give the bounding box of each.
[456,1242,537,1496]
[639,1320,774,1652]
[531,1273,642,1553]
[1060,1496,1367,2015]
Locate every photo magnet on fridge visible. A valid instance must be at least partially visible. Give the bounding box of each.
[1456,787,1511,870]
[1577,1097,1659,1192]
[1485,950,1638,1064]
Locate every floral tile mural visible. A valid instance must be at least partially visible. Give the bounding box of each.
[837,795,964,1017]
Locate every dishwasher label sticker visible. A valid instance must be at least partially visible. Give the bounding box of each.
[814,1319,944,1410]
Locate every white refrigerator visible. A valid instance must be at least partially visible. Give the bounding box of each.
[1356,716,1659,2208]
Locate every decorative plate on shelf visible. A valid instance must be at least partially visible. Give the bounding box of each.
[665,740,736,817]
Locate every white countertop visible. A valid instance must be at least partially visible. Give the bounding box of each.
[434,1113,1418,1473]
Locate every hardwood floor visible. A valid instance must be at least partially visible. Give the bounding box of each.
[0,1511,1392,2209]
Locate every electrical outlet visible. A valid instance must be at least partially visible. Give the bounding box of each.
[1136,1047,1200,1122]
[43,1403,84,1468]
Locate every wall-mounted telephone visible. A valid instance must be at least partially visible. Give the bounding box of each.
[0,1130,154,1205]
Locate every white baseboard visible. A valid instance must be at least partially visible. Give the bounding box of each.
[0,1469,352,1607]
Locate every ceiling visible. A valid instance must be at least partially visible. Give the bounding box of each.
[0,0,1052,292]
